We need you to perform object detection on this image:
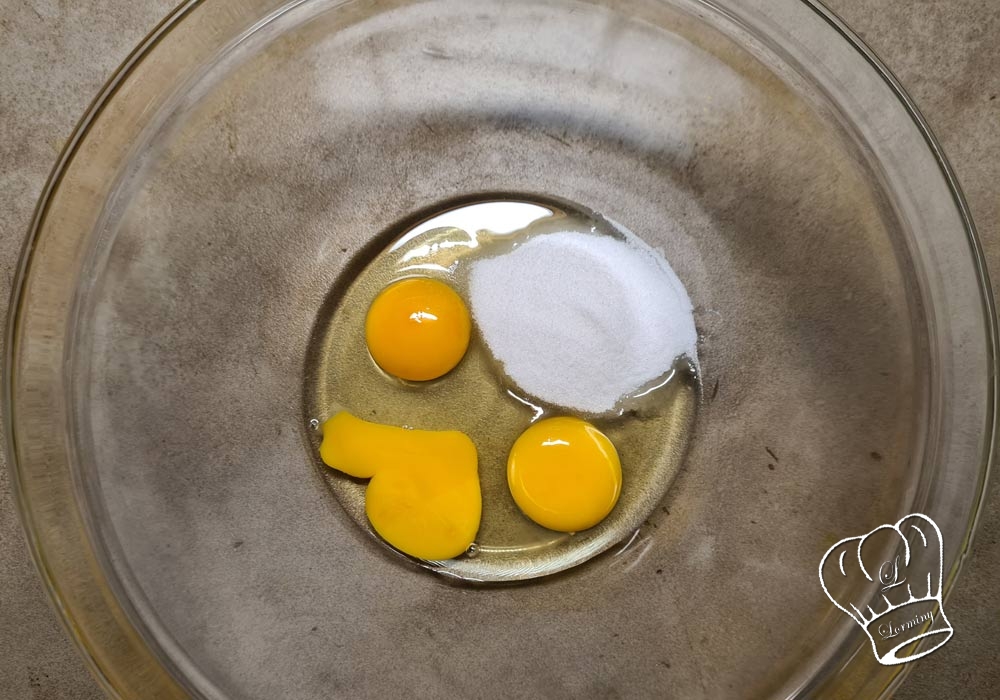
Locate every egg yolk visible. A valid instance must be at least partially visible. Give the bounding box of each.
[319,411,481,560]
[364,278,471,381]
[507,417,622,533]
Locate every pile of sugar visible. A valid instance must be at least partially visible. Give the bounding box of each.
[468,230,698,414]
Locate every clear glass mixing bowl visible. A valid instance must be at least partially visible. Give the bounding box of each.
[6,0,995,698]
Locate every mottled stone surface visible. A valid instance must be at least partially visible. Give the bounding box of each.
[824,3,1000,698]
[1,6,176,699]
[0,1,996,698]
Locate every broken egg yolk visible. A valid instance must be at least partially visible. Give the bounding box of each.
[507,417,621,533]
[365,278,471,381]
[319,411,481,560]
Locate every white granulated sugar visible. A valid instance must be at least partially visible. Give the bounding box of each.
[468,231,698,414]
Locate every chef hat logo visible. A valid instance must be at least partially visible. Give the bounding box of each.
[818,513,953,665]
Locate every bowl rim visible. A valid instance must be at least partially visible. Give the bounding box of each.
[791,2,997,692]
[5,0,996,697]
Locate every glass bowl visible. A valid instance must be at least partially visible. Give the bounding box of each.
[6,0,995,697]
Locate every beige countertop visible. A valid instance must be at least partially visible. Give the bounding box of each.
[1,1,997,697]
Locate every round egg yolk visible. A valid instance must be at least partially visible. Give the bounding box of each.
[507,417,622,533]
[365,278,471,381]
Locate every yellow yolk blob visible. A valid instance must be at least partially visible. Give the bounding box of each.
[507,417,622,533]
[319,411,481,560]
[365,278,471,381]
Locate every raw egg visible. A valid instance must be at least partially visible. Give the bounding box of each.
[507,417,621,532]
[365,277,471,381]
[320,411,481,560]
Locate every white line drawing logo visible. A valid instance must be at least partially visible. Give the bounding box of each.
[818,513,953,665]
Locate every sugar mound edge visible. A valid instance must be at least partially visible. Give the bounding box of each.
[468,229,698,414]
